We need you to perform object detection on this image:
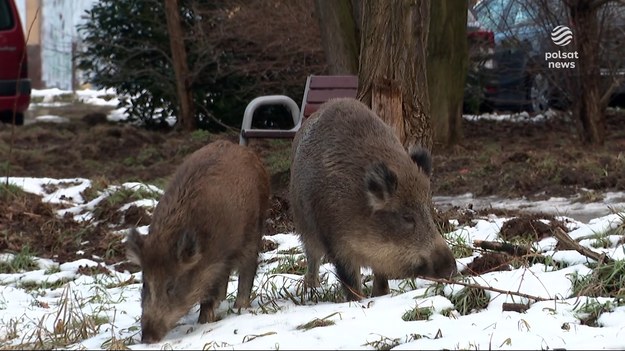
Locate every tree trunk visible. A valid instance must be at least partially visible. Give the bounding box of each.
[427,0,468,148]
[357,0,432,151]
[569,0,605,145]
[164,0,196,131]
[314,0,360,74]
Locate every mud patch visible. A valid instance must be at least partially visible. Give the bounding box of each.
[499,214,568,242]
[77,264,112,276]
[261,238,279,252]
[465,253,511,275]
[0,186,128,266]
[123,205,152,227]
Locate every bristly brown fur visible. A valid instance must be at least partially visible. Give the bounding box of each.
[125,140,270,343]
[290,98,457,301]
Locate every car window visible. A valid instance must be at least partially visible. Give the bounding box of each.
[0,0,14,31]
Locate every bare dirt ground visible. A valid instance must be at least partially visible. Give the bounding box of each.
[1,104,624,269]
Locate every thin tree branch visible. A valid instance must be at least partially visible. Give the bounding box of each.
[422,276,551,302]
[473,240,533,256]
[553,227,615,264]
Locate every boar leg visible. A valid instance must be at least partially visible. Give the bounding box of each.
[198,271,230,324]
[333,260,363,301]
[234,253,259,310]
[371,273,390,297]
[303,243,323,289]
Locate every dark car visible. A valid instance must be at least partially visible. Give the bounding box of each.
[473,0,625,113]
[0,0,31,125]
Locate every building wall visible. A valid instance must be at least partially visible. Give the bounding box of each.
[40,0,97,90]
[14,0,97,90]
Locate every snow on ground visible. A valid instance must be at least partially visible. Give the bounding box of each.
[462,109,559,123]
[434,191,625,224]
[1,177,625,350]
[29,88,175,125]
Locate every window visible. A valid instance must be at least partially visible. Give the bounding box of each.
[0,0,15,31]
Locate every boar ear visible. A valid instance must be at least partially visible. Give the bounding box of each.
[408,146,432,177]
[125,227,143,265]
[176,229,201,267]
[365,162,398,211]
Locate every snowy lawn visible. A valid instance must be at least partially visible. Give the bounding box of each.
[1,176,625,350]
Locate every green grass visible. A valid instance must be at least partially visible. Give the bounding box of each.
[0,246,39,274]
[449,286,490,316]
[190,129,211,142]
[44,266,62,275]
[91,184,161,222]
[80,176,111,202]
[0,182,26,201]
[109,185,161,204]
[296,312,340,331]
[574,299,616,326]
[362,333,431,351]
[402,305,434,321]
[362,335,401,351]
[19,278,74,292]
[445,233,474,258]
[264,143,291,175]
[590,236,613,249]
[269,255,307,275]
[570,259,625,299]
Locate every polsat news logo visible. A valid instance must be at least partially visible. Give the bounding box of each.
[545,25,578,68]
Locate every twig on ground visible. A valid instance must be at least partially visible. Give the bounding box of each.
[472,240,563,268]
[502,302,530,313]
[473,240,532,256]
[553,227,614,265]
[422,276,551,302]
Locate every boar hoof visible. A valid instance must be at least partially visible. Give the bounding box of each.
[198,309,215,324]
[304,274,320,288]
[371,276,390,297]
[233,298,251,310]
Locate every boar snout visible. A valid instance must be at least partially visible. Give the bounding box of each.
[140,319,169,344]
[430,245,458,279]
[408,236,457,280]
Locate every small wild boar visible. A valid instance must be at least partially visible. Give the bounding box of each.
[289,98,457,301]
[126,140,270,343]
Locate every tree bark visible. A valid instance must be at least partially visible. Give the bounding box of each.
[357,0,432,151]
[164,0,196,131]
[314,0,360,74]
[568,0,605,145]
[427,0,468,148]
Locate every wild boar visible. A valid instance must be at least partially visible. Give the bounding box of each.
[125,139,270,343]
[289,97,457,301]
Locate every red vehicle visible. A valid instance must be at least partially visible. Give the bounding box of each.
[0,0,31,125]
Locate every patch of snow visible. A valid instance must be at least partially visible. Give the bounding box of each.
[34,115,70,123]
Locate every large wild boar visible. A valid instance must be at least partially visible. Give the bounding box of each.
[125,140,270,343]
[289,98,457,301]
